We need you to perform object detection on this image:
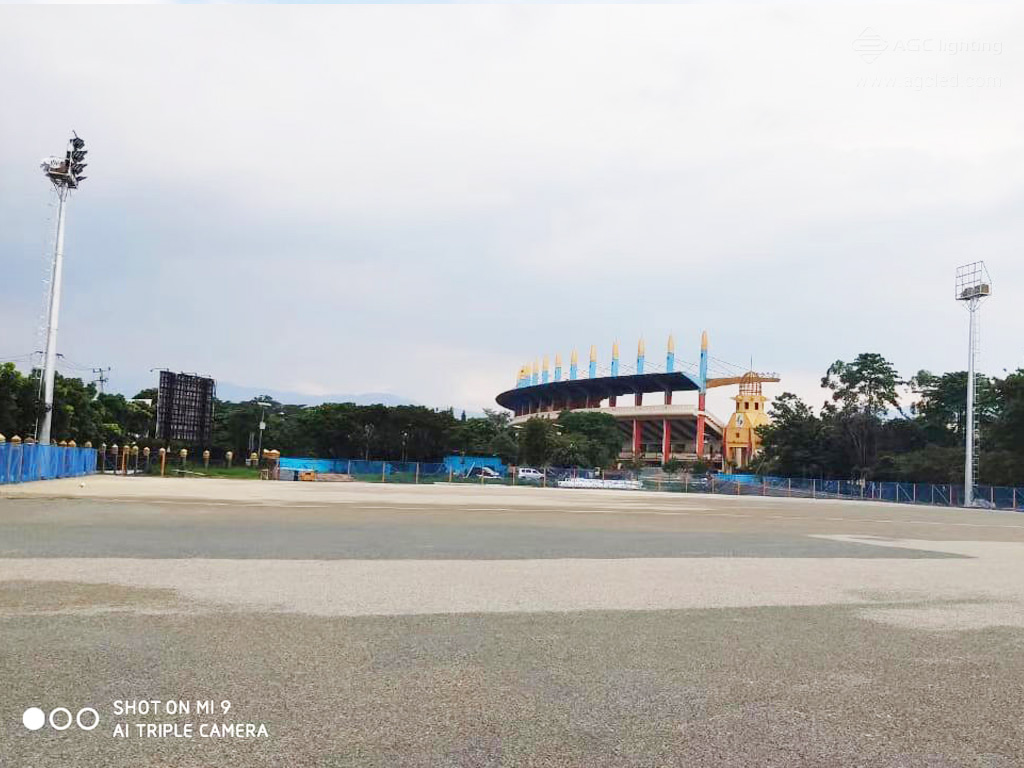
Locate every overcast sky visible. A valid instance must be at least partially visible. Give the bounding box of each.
[1,5,1021,418]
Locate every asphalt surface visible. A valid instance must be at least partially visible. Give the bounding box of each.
[0,498,967,559]
[1,477,1023,767]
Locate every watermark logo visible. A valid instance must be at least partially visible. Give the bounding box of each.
[22,706,100,732]
[853,28,888,63]
[856,73,1002,90]
[853,28,1003,64]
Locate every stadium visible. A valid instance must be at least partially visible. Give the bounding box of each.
[495,332,780,470]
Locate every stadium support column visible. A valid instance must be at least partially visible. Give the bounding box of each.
[633,419,641,458]
[609,341,619,406]
[665,335,675,406]
[634,338,646,407]
[696,330,709,459]
[662,419,670,465]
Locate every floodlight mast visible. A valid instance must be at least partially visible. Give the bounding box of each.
[955,261,992,507]
[38,134,88,445]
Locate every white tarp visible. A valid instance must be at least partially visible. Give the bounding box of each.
[557,478,642,491]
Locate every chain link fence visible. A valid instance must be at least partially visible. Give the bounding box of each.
[274,458,1024,511]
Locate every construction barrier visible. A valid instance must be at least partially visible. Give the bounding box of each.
[0,443,97,484]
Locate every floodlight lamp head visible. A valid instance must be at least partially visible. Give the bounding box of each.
[41,134,88,190]
[955,261,992,303]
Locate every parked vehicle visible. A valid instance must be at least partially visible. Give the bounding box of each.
[466,466,502,480]
[517,467,544,482]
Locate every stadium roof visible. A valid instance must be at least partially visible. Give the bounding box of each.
[495,371,701,411]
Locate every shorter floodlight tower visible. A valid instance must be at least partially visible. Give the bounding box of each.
[955,261,992,507]
[38,133,88,445]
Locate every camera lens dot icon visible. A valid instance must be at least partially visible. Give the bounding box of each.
[22,707,45,731]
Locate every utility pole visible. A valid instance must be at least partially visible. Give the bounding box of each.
[256,401,270,459]
[38,134,88,445]
[91,367,111,394]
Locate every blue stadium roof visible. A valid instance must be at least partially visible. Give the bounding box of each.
[496,371,701,411]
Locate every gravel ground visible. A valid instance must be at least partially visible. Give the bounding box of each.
[1,477,1023,766]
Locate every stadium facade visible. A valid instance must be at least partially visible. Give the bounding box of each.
[495,332,778,469]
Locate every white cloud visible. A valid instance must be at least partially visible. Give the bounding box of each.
[0,5,1021,415]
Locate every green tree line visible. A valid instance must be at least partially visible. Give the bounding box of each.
[0,363,619,467]
[6,353,1022,483]
[755,353,1024,485]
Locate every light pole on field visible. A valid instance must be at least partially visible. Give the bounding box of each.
[38,133,88,445]
[955,261,992,507]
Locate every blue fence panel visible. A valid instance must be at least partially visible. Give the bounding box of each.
[278,458,340,474]
[0,444,96,484]
[443,455,507,476]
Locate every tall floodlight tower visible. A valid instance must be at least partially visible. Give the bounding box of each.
[955,261,992,507]
[38,133,88,445]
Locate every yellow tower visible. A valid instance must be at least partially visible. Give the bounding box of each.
[723,372,771,471]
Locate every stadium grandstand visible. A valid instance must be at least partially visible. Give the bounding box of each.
[495,332,779,469]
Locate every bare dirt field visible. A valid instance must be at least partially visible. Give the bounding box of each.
[2,476,1023,766]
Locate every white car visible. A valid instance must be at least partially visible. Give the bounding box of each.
[517,467,544,481]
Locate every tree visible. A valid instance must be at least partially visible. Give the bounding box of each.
[555,410,622,466]
[519,418,556,466]
[489,430,519,464]
[981,369,1024,485]
[818,353,908,479]
[663,458,683,474]
[756,392,829,477]
[822,353,904,418]
[550,433,592,467]
[908,370,997,445]
[0,363,38,439]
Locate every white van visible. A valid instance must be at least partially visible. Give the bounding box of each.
[517,467,544,481]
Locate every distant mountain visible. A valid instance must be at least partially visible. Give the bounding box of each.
[214,382,418,407]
